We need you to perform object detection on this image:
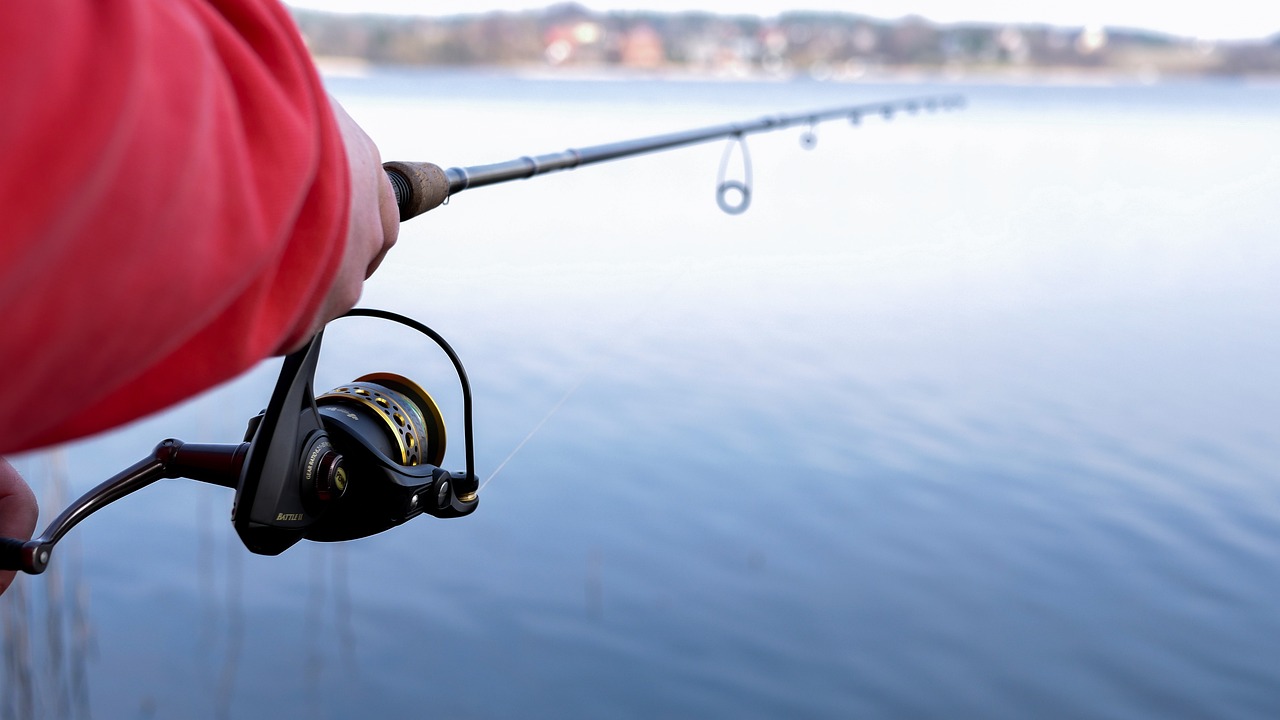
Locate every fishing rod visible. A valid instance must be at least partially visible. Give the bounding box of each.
[385,94,965,218]
[0,93,965,577]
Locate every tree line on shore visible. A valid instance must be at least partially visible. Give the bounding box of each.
[291,4,1280,78]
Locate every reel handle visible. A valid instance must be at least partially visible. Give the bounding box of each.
[0,440,246,575]
[383,161,450,222]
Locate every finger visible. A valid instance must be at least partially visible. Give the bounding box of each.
[0,458,38,595]
[366,169,400,278]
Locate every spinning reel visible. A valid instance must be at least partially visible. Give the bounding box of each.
[0,309,478,574]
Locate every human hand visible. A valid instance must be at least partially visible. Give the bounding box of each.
[290,97,401,348]
[0,458,38,595]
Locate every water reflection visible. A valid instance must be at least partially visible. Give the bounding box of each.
[1,452,93,720]
[304,545,360,720]
[213,527,243,720]
[2,76,1279,719]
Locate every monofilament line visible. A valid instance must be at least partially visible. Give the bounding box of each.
[478,256,701,494]
[479,373,592,493]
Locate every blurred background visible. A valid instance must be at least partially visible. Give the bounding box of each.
[4,2,1279,719]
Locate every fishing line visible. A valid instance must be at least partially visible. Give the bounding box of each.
[406,96,969,490]
[473,98,956,491]
[479,259,697,495]
[479,372,590,493]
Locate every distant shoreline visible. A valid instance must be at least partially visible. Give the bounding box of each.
[312,55,1280,87]
[296,7,1280,81]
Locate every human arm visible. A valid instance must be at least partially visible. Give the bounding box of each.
[0,0,400,595]
[0,89,396,591]
[0,0,396,452]
[300,95,401,349]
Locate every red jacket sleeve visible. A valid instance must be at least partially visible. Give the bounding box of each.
[0,0,349,453]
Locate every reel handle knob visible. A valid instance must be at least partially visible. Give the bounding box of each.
[0,538,44,574]
[383,161,450,222]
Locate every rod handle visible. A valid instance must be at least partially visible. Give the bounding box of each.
[383,161,450,222]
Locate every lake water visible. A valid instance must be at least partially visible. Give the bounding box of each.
[4,71,1280,719]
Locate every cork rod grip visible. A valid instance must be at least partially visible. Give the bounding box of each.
[383,161,450,222]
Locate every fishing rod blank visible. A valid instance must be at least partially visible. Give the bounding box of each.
[384,94,965,221]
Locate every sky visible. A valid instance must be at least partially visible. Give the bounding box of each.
[284,1,1280,41]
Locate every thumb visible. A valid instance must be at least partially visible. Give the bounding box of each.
[0,458,38,595]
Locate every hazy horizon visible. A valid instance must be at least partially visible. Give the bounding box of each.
[284,0,1280,41]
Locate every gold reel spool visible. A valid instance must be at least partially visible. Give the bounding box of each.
[317,373,446,467]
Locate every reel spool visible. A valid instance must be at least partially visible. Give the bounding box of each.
[318,373,447,469]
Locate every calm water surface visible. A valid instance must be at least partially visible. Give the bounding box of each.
[4,72,1280,719]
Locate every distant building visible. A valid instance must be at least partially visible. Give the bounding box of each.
[1076,26,1109,55]
[620,24,665,69]
[544,21,604,65]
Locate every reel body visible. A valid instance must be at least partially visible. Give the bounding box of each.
[231,311,480,555]
[0,310,478,574]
